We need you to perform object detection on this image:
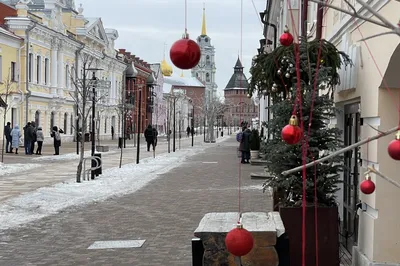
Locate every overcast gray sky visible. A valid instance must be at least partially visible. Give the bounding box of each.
[80,0,266,97]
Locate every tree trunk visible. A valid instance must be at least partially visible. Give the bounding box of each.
[76,131,86,182]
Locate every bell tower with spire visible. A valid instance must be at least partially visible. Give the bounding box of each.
[191,4,217,102]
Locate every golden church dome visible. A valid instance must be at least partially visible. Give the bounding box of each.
[161,59,173,77]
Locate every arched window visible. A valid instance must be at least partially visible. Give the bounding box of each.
[206,55,211,65]
[63,113,68,134]
[35,110,40,127]
[206,73,210,82]
[50,111,55,129]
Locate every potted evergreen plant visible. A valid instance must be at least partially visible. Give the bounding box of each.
[249,37,350,266]
[250,128,260,160]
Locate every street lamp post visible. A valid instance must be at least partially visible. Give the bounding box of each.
[191,106,194,147]
[173,97,176,152]
[136,89,142,164]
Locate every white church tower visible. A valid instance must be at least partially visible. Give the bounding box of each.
[191,5,217,102]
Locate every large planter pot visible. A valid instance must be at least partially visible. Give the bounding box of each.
[279,206,339,266]
[250,150,259,160]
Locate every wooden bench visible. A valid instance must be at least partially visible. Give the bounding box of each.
[194,212,281,266]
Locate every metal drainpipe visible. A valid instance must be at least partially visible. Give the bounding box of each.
[25,22,37,124]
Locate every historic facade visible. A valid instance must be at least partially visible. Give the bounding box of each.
[150,63,166,134]
[0,0,126,143]
[224,58,257,127]
[0,20,23,138]
[163,75,205,133]
[119,49,155,135]
[191,6,217,103]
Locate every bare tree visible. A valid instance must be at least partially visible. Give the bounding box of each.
[69,54,110,182]
[0,69,19,162]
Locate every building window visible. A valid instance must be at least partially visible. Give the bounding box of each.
[206,55,211,65]
[28,53,33,82]
[44,58,49,84]
[104,117,107,133]
[35,110,40,126]
[65,65,70,88]
[70,114,73,134]
[36,55,41,83]
[11,62,16,81]
[206,73,210,82]
[50,111,55,129]
[64,113,68,134]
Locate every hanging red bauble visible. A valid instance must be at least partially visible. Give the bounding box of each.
[279,26,294,47]
[225,223,254,257]
[281,115,302,145]
[360,174,375,194]
[388,131,400,160]
[169,33,201,70]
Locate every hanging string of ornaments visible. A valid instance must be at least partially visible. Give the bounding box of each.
[276,23,400,196]
[225,0,255,260]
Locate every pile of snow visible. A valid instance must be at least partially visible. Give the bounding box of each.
[0,162,41,176]
[0,145,206,230]
[31,150,117,161]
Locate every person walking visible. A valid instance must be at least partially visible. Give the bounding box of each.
[239,126,251,164]
[50,126,61,155]
[35,126,44,155]
[4,122,12,153]
[144,124,155,152]
[10,124,21,154]
[186,126,191,138]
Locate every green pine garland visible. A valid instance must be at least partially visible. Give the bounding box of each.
[249,37,351,96]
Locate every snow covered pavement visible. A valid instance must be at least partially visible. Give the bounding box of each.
[0,135,229,231]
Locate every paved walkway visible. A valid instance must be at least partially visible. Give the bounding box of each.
[0,135,208,203]
[0,137,271,266]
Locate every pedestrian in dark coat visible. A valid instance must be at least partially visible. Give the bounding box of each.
[144,124,155,152]
[50,126,61,155]
[239,127,251,164]
[30,121,37,155]
[4,122,12,153]
[23,122,33,155]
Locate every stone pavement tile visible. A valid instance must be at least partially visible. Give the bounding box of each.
[0,137,271,266]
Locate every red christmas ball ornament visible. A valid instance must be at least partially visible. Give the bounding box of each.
[388,131,400,160]
[279,26,294,47]
[169,33,201,70]
[225,223,254,257]
[281,115,302,145]
[360,174,375,195]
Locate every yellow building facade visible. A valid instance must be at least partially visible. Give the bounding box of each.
[0,26,23,138]
[322,1,400,265]
[2,0,126,143]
